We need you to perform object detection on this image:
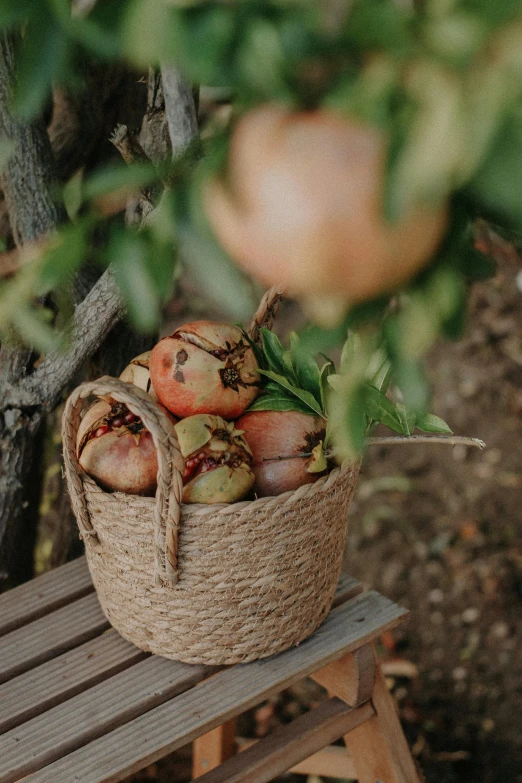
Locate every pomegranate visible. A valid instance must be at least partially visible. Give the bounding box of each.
[149,321,259,419]
[119,351,158,401]
[236,410,327,497]
[204,105,447,305]
[175,414,255,503]
[76,399,175,496]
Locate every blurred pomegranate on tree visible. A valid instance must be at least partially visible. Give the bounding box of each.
[204,105,447,309]
[149,321,259,419]
[236,410,327,497]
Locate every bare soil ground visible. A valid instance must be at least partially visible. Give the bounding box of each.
[344,260,522,783]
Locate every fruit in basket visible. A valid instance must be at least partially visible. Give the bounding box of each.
[76,400,174,496]
[204,105,447,305]
[175,414,255,503]
[119,351,158,401]
[149,321,260,419]
[236,410,327,497]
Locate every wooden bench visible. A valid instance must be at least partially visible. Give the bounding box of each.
[0,556,421,783]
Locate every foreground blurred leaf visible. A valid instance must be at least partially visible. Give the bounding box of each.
[13,7,71,119]
[37,221,88,293]
[469,112,522,230]
[109,231,160,333]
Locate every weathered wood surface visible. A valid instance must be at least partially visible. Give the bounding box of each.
[22,591,406,783]
[331,572,363,606]
[0,592,107,684]
[0,656,212,783]
[0,630,146,734]
[0,561,411,783]
[342,663,422,783]
[0,557,92,637]
[192,720,237,778]
[193,698,374,783]
[236,738,358,779]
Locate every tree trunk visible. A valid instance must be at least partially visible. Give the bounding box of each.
[0,31,65,586]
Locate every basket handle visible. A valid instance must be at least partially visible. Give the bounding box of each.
[62,377,184,587]
[247,285,285,344]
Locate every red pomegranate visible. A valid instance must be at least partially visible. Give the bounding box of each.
[205,105,447,305]
[76,399,176,496]
[119,351,158,401]
[236,410,327,497]
[149,321,259,419]
[175,414,254,503]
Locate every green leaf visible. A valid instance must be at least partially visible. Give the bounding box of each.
[109,231,160,333]
[11,305,60,353]
[392,356,429,414]
[260,328,286,375]
[0,0,37,28]
[289,331,322,405]
[258,370,325,417]
[319,359,335,413]
[469,113,522,230]
[247,394,318,415]
[415,413,453,434]
[340,332,361,374]
[281,349,299,386]
[344,380,367,455]
[38,221,88,293]
[364,385,406,435]
[370,356,392,393]
[83,162,156,202]
[394,403,416,436]
[13,9,71,120]
[344,0,412,57]
[121,0,179,66]
[63,170,84,220]
[298,319,350,356]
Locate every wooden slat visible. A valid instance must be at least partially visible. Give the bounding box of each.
[0,630,147,734]
[0,557,92,637]
[24,590,407,783]
[0,656,211,783]
[192,720,237,777]
[194,698,373,783]
[332,572,363,608]
[0,593,108,685]
[237,738,357,779]
[342,663,421,783]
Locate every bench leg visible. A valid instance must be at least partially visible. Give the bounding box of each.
[312,645,422,783]
[192,719,237,779]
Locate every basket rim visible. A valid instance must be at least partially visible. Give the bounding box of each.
[79,459,360,519]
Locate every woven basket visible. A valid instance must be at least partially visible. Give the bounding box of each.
[62,290,360,665]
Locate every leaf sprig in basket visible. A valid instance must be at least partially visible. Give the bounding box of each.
[244,327,483,470]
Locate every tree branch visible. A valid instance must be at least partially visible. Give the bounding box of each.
[160,64,199,157]
[366,435,486,449]
[5,269,124,411]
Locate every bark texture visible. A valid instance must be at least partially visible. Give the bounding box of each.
[0,31,65,584]
[0,47,199,582]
